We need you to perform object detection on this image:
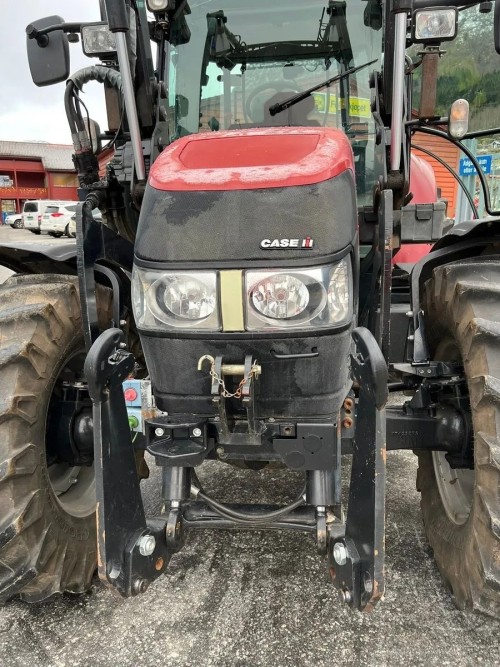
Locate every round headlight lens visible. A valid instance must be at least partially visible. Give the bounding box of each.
[153,275,216,322]
[250,274,310,320]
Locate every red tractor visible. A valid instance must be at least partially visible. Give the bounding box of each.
[0,0,498,615]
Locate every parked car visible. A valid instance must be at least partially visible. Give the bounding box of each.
[40,204,79,237]
[66,207,102,237]
[5,213,23,229]
[23,200,77,234]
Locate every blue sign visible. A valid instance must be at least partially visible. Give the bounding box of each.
[459,155,493,176]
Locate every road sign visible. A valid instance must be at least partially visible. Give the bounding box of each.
[459,155,493,176]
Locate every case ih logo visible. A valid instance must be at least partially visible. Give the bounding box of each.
[260,237,314,249]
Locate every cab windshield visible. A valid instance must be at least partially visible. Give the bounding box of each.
[165,1,384,204]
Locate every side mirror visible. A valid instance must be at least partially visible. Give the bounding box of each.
[26,16,70,87]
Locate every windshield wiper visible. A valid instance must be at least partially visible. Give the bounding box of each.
[268,59,377,117]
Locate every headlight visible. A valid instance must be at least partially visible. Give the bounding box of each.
[133,259,351,333]
[251,274,311,320]
[146,0,170,12]
[132,268,220,331]
[412,8,457,43]
[81,23,117,58]
[245,258,351,331]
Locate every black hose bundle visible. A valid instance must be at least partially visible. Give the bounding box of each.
[191,470,306,525]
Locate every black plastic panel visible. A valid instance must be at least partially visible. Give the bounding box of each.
[135,171,356,263]
[140,330,353,418]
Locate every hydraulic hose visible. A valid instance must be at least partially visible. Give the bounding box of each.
[65,66,123,152]
[190,471,306,525]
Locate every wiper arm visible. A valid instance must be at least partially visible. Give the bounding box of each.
[268,59,377,117]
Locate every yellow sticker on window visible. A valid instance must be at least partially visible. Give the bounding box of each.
[312,93,371,118]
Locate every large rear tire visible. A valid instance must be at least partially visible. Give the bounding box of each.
[417,258,500,616]
[0,275,111,603]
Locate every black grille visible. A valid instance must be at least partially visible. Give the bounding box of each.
[135,170,356,263]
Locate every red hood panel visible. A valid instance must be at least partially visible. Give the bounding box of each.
[409,153,437,204]
[149,127,354,192]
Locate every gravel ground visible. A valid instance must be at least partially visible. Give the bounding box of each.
[0,226,498,666]
[0,453,499,667]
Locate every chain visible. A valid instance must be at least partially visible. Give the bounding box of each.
[209,363,254,399]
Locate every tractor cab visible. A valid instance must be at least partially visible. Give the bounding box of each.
[164,0,384,206]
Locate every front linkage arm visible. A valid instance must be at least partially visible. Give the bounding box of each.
[330,327,388,611]
[84,328,177,596]
[85,327,388,608]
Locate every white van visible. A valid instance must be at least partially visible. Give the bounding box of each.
[40,203,79,237]
[22,200,78,234]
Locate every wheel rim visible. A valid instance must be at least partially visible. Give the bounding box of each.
[46,350,96,518]
[432,450,474,525]
[48,463,95,518]
[432,338,474,526]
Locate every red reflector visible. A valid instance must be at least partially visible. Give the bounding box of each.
[51,212,64,217]
[124,388,138,402]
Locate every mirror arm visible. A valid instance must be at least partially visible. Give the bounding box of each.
[26,22,83,47]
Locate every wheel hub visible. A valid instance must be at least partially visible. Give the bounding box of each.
[432,340,474,526]
[45,352,96,517]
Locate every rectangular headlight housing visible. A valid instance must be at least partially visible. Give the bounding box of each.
[245,258,352,331]
[412,8,457,43]
[132,268,221,331]
[81,22,117,59]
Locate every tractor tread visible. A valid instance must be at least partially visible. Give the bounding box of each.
[0,275,110,604]
[419,257,500,617]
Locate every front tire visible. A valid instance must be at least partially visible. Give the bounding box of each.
[417,258,500,616]
[0,275,111,603]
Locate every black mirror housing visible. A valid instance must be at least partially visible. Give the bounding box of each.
[26,16,70,87]
[495,0,500,53]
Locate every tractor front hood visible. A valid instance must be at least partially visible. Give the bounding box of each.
[135,127,357,264]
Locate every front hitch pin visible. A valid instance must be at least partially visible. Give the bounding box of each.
[197,355,215,372]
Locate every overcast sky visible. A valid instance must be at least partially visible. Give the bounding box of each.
[0,1,108,144]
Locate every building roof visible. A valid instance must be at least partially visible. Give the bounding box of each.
[0,141,75,171]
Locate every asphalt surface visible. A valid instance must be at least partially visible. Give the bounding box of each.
[0,226,498,667]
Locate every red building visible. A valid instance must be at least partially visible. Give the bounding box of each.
[412,134,460,219]
[0,141,78,217]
